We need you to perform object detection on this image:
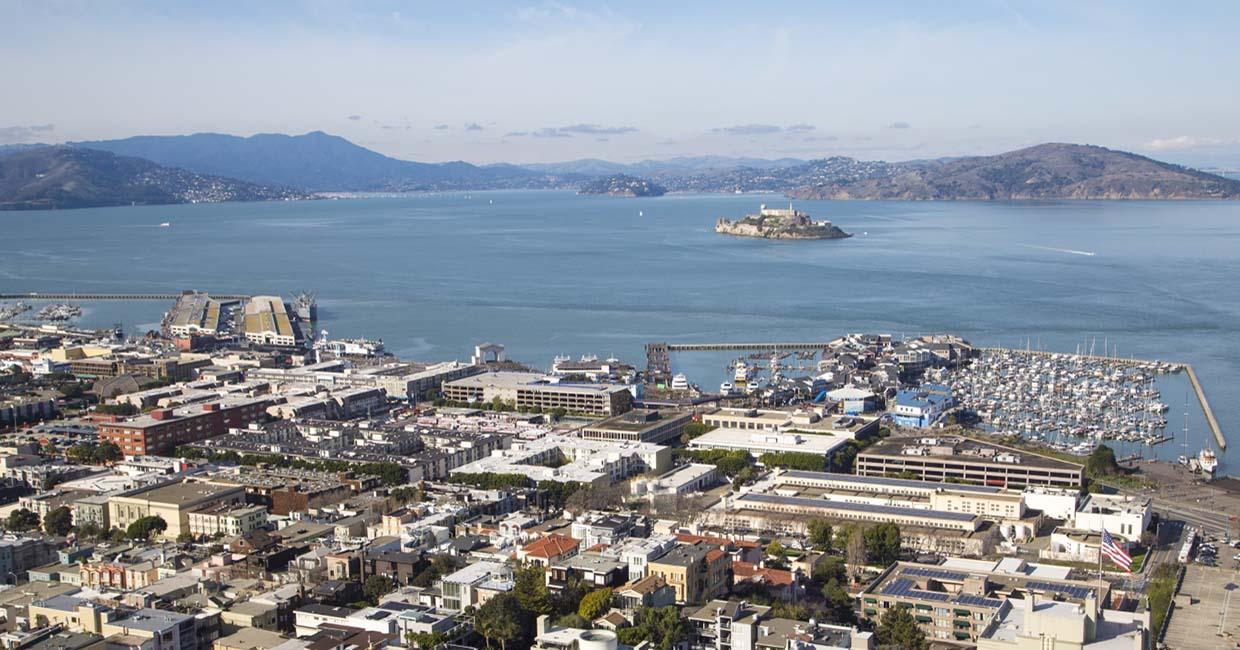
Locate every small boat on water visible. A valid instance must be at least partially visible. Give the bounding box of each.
[1199,448,1218,475]
[159,222,171,227]
[720,382,734,394]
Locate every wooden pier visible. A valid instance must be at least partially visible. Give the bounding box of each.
[0,292,249,301]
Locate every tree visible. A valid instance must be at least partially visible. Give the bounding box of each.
[876,606,927,650]
[765,540,786,559]
[578,588,614,621]
[864,523,902,566]
[617,606,688,650]
[845,526,867,582]
[821,577,855,624]
[513,565,554,618]
[1086,444,1120,477]
[406,631,448,649]
[808,520,833,552]
[363,575,396,604]
[96,441,122,463]
[6,508,40,532]
[476,592,526,650]
[177,532,195,544]
[126,515,167,540]
[43,506,73,536]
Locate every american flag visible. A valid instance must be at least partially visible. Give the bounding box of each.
[1101,528,1132,572]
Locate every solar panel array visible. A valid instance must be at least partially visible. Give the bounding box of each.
[1024,581,1094,599]
[955,594,1004,609]
[902,566,968,581]
[881,578,952,602]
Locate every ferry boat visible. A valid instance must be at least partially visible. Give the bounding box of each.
[733,361,750,384]
[671,373,690,391]
[1199,448,1219,475]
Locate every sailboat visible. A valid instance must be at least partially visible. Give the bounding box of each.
[1177,396,1190,467]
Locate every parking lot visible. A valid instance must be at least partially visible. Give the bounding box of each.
[1162,563,1240,649]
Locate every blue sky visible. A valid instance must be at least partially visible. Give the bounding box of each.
[2,1,1239,166]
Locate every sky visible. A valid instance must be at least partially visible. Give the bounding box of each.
[2,1,1239,167]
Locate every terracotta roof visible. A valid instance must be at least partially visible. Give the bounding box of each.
[732,561,795,586]
[705,549,727,563]
[620,575,668,595]
[521,533,580,559]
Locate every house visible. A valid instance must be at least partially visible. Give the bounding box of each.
[615,575,676,612]
[518,534,580,567]
[646,543,730,605]
[731,561,800,601]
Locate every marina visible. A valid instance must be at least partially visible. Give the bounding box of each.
[945,347,1224,469]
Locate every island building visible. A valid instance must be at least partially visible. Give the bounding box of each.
[714,203,849,239]
[859,558,1124,647]
[450,435,670,487]
[580,408,693,444]
[441,371,633,416]
[98,396,274,456]
[855,435,1085,489]
[107,480,247,540]
[240,295,298,347]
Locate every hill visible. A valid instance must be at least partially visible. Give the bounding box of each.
[789,143,1240,200]
[0,146,309,210]
[578,174,666,197]
[72,131,551,192]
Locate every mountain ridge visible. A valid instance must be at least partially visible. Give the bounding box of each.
[0,145,309,210]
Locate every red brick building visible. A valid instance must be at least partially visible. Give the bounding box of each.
[98,396,273,456]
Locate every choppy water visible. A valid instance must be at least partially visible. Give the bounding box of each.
[3,192,1238,475]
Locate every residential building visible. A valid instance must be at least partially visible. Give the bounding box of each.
[441,371,633,416]
[98,397,273,456]
[0,537,57,582]
[438,562,514,612]
[519,534,580,567]
[858,559,1108,646]
[976,596,1149,650]
[687,600,874,650]
[646,543,730,605]
[187,505,268,538]
[615,575,677,612]
[451,435,670,487]
[108,481,247,540]
[547,553,629,592]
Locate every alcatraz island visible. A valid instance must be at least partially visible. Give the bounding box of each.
[715,202,851,239]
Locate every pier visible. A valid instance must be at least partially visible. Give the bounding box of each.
[645,341,832,382]
[0,292,249,301]
[1184,364,1226,450]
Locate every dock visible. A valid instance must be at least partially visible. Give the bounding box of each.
[1184,364,1226,450]
[0,292,249,301]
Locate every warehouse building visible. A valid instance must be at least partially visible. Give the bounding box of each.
[581,408,692,444]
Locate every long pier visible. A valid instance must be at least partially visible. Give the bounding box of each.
[0,292,249,301]
[1184,364,1226,450]
[664,342,832,352]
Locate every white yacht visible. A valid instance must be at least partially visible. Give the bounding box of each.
[671,373,690,391]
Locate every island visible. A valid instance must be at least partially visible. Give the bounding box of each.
[715,203,851,240]
[577,174,666,197]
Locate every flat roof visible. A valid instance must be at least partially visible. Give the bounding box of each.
[119,480,242,507]
[689,429,849,455]
[860,436,1084,471]
[736,492,978,523]
[781,469,1004,494]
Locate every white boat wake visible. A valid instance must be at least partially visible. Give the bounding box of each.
[1024,244,1096,257]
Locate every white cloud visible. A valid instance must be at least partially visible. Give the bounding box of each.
[1145,135,1238,150]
